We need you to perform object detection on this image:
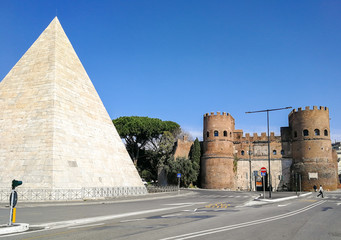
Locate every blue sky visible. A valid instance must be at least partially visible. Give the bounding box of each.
[0,0,340,141]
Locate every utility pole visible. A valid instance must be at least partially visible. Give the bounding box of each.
[249,144,252,191]
[246,106,292,198]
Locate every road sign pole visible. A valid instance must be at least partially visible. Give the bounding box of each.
[178,177,180,192]
[299,174,302,196]
[263,176,265,199]
[177,173,181,195]
[8,189,15,226]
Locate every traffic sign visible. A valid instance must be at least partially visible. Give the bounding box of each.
[261,172,266,176]
[9,191,18,207]
[260,167,267,173]
[177,173,181,178]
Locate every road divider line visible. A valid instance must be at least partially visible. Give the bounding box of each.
[35,203,201,230]
[68,223,104,229]
[160,200,326,240]
[162,214,182,218]
[119,218,146,223]
[163,202,207,206]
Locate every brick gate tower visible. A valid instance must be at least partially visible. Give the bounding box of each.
[289,106,338,191]
[201,112,235,189]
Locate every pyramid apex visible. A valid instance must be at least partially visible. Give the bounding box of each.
[50,16,61,26]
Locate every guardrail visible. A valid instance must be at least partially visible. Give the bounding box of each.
[0,186,148,202]
[146,185,179,193]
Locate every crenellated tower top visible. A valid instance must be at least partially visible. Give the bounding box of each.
[203,112,235,141]
[289,106,328,118]
[289,105,330,141]
[204,111,231,117]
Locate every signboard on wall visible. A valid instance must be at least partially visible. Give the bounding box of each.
[308,172,318,179]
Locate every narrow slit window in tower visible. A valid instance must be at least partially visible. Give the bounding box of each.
[294,131,297,138]
[324,129,328,136]
[207,131,209,138]
[273,150,277,155]
[314,129,320,136]
[223,131,227,137]
[241,150,245,155]
[214,130,219,137]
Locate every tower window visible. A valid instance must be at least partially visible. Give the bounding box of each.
[273,150,277,155]
[294,131,297,138]
[324,129,328,136]
[223,131,227,137]
[281,150,284,155]
[314,129,320,136]
[303,129,309,136]
[214,130,219,137]
[241,150,245,155]
[206,131,209,138]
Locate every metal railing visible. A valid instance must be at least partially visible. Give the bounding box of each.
[146,185,178,193]
[0,186,148,202]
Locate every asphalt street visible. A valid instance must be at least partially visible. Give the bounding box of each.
[0,189,340,240]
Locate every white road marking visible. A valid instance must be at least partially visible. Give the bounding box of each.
[68,223,104,229]
[278,203,290,207]
[160,200,326,240]
[164,202,207,206]
[162,214,182,218]
[119,218,146,223]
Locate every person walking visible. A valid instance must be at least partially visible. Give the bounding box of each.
[317,185,324,198]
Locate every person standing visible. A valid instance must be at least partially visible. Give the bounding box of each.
[317,185,324,198]
[313,185,317,192]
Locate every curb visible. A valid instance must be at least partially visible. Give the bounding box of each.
[257,192,312,203]
[244,192,312,206]
[0,223,29,235]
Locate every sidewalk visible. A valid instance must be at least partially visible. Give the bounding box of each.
[0,223,29,235]
[255,191,312,203]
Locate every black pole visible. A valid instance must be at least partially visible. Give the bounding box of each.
[246,106,292,199]
[267,110,272,198]
[249,144,252,191]
[295,173,298,196]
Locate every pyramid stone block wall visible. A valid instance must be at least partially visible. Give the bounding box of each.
[0,17,146,200]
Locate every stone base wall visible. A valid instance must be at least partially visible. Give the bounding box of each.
[291,161,338,191]
[0,186,147,202]
[201,156,235,189]
[235,158,292,191]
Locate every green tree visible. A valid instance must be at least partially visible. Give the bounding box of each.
[113,116,180,167]
[189,138,201,185]
[168,157,199,187]
[153,131,176,185]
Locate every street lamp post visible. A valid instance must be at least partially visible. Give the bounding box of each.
[248,144,252,191]
[246,106,292,198]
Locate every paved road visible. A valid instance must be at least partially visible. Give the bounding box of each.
[1,189,340,239]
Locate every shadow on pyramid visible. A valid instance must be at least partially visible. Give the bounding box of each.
[0,17,146,201]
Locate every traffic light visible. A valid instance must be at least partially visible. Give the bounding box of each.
[12,179,22,189]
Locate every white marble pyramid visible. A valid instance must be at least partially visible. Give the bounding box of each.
[0,17,146,200]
